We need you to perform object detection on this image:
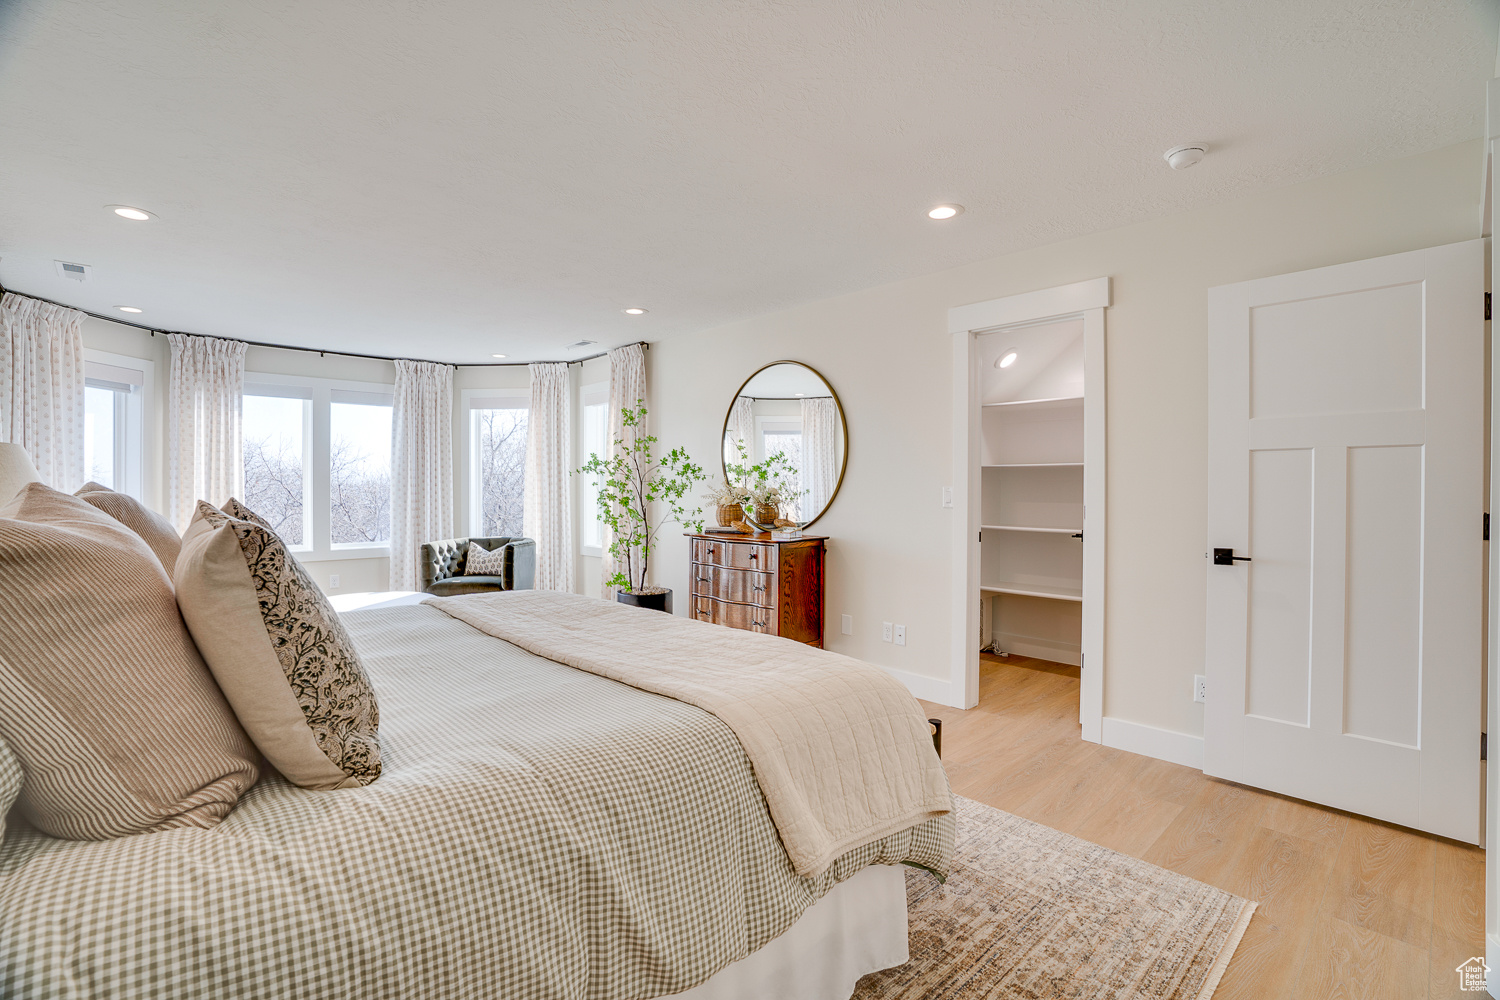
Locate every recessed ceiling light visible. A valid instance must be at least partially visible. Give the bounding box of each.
[491,353,507,359]
[1163,144,1207,170]
[997,351,1018,369]
[794,393,805,397]
[107,205,154,221]
[622,307,647,315]
[927,204,964,220]
[116,305,143,314]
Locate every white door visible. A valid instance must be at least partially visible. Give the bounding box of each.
[1204,239,1485,844]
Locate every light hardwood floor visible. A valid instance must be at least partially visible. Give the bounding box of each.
[919,653,1487,1000]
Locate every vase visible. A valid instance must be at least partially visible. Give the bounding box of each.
[754,503,779,525]
[716,504,740,527]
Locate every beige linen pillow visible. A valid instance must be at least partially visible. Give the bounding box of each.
[465,540,508,575]
[75,482,181,575]
[0,483,260,839]
[175,501,382,790]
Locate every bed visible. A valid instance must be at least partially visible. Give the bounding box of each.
[0,599,952,999]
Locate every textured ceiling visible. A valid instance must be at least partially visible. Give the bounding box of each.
[0,1,1494,363]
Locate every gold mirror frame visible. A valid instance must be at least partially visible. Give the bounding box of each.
[719,360,849,531]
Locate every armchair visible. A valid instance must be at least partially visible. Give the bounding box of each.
[420,536,536,596]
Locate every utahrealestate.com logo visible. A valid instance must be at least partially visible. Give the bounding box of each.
[1458,957,1489,992]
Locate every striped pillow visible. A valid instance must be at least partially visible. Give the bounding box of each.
[465,541,508,576]
[176,501,382,789]
[0,483,260,840]
[74,482,181,577]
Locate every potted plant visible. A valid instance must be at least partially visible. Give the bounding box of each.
[725,439,803,527]
[576,401,706,611]
[703,478,750,528]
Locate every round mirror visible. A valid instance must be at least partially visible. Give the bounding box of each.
[718,361,848,530]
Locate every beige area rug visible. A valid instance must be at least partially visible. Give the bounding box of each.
[853,796,1256,1000]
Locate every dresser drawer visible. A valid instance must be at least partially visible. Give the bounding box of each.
[692,538,771,571]
[690,565,774,607]
[692,596,774,634]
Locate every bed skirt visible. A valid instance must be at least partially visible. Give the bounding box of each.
[669,863,908,1000]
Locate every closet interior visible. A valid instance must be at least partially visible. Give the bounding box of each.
[977,318,1086,667]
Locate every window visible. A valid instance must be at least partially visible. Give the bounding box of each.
[241,375,393,558]
[469,396,529,537]
[242,390,311,547]
[759,418,803,521]
[83,353,150,499]
[579,383,608,554]
[330,394,392,545]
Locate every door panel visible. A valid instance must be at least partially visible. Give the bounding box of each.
[1206,239,1483,844]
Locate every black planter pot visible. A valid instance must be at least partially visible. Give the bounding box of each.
[616,589,673,613]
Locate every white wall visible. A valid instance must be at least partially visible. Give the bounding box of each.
[647,139,1484,738]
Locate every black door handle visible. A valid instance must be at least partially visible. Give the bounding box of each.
[1212,547,1252,565]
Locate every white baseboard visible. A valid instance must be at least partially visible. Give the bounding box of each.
[1101,717,1204,770]
[990,630,1081,667]
[880,664,961,708]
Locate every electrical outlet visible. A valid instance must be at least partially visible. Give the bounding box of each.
[1193,674,1206,704]
[329,574,340,589]
[941,486,953,508]
[894,625,906,647]
[841,614,853,635]
[882,621,893,643]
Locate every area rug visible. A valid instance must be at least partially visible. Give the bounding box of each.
[852,796,1256,999]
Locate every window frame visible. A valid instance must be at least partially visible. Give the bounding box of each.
[577,381,608,557]
[460,386,531,538]
[242,372,394,561]
[83,349,153,504]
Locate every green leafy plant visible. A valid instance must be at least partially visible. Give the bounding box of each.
[724,438,802,515]
[576,401,706,594]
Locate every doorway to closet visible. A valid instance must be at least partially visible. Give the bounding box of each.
[945,277,1107,740]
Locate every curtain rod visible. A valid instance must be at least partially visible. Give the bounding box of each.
[0,285,645,368]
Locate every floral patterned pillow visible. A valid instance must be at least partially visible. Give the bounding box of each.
[464,541,508,576]
[175,501,381,789]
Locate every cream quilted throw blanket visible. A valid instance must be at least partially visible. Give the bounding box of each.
[426,590,952,878]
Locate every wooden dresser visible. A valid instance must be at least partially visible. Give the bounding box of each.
[686,532,827,647]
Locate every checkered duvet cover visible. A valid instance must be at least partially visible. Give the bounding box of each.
[0,604,952,1000]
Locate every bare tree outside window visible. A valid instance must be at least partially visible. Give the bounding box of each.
[243,434,306,544]
[476,407,528,536]
[330,401,392,544]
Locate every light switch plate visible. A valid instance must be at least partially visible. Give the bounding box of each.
[894,625,906,646]
[941,486,953,508]
[882,622,893,643]
[841,614,853,635]
[329,574,340,589]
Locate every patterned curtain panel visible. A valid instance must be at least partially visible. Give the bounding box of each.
[390,359,454,592]
[0,293,86,493]
[522,362,573,592]
[601,343,646,599]
[732,394,754,453]
[166,333,247,530]
[800,396,839,521]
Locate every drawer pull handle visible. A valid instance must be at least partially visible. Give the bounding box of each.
[748,550,759,560]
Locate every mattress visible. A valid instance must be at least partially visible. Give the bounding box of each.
[0,604,951,999]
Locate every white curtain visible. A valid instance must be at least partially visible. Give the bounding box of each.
[729,394,754,465]
[391,359,455,592]
[523,362,573,592]
[801,396,839,523]
[166,333,247,530]
[601,343,646,598]
[0,293,86,493]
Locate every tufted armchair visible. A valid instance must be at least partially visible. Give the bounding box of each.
[420,536,536,596]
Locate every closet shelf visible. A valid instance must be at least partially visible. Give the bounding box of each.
[982,462,1083,468]
[980,581,1083,602]
[980,525,1081,535]
[981,395,1083,409]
